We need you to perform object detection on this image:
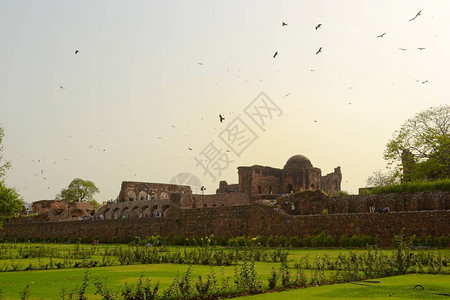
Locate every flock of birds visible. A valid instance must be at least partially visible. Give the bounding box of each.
[29,8,432,196]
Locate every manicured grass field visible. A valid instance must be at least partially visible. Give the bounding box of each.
[0,243,448,299]
[236,274,450,299]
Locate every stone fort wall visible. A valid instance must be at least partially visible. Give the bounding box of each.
[2,191,449,246]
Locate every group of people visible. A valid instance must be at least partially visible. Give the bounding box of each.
[369,205,390,213]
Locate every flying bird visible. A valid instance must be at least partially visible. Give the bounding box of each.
[314,120,318,123]
[399,48,408,51]
[273,51,278,58]
[315,47,322,55]
[315,24,322,30]
[219,114,225,123]
[60,85,65,89]
[284,93,291,97]
[377,32,387,38]
[422,80,428,84]
[282,22,287,26]
[197,62,203,65]
[417,47,426,50]
[310,69,315,72]
[409,10,422,21]
[75,50,79,54]
[188,147,192,151]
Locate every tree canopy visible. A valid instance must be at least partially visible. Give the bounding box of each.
[56,178,99,202]
[0,182,23,224]
[0,126,23,226]
[384,105,450,181]
[0,127,11,179]
[366,169,400,187]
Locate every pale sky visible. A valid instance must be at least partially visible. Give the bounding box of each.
[1,1,449,203]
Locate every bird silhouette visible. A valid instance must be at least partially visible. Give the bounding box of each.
[282,22,287,26]
[314,120,318,123]
[409,10,422,21]
[399,48,408,51]
[60,85,65,89]
[377,32,386,38]
[197,62,203,65]
[417,47,426,50]
[284,93,291,97]
[315,47,322,55]
[422,80,428,84]
[219,114,225,123]
[315,24,322,30]
[75,50,79,54]
[188,147,192,151]
[273,51,278,58]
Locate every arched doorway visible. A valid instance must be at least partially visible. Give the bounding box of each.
[287,184,293,193]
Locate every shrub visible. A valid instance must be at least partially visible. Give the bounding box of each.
[278,236,289,247]
[311,233,328,247]
[338,190,349,196]
[424,235,434,247]
[410,235,421,246]
[268,268,278,289]
[434,236,449,248]
[267,237,276,247]
[325,235,335,247]
[349,235,360,248]
[339,235,351,248]
[368,179,450,194]
[171,235,186,246]
[252,236,267,247]
[303,235,313,247]
[289,236,301,248]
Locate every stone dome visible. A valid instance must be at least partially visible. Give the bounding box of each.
[284,155,313,169]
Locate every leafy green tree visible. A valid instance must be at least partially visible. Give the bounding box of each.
[0,126,23,226]
[0,127,11,179]
[366,169,400,187]
[0,182,23,225]
[56,178,99,202]
[384,105,450,181]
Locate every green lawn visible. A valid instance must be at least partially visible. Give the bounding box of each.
[0,243,448,299]
[236,274,450,299]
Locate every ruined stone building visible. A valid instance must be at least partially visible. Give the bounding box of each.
[217,154,342,197]
[94,154,341,220]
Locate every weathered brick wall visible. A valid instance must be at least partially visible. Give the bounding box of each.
[248,204,449,246]
[191,193,251,208]
[2,191,448,246]
[216,181,240,194]
[2,205,448,247]
[277,190,450,215]
[321,167,342,196]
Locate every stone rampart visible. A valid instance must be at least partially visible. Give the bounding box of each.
[2,191,448,246]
